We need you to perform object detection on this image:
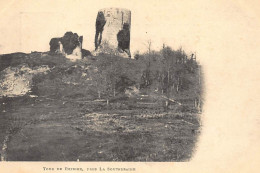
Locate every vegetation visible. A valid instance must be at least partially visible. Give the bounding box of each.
[89,46,202,111]
[0,44,202,111]
[0,44,202,161]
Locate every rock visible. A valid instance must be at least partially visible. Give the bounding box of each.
[125,86,139,97]
[0,65,50,97]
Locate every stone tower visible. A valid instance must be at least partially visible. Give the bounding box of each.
[95,8,131,58]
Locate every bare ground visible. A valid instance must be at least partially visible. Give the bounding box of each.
[0,94,200,161]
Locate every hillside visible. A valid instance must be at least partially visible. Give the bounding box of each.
[0,50,202,161]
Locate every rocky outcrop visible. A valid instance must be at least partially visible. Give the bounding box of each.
[94,8,131,58]
[0,64,50,97]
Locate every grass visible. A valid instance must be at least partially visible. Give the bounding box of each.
[0,94,200,161]
[0,52,201,161]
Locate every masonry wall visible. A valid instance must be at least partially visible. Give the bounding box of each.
[95,8,131,55]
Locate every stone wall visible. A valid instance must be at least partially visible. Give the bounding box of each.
[95,8,131,58]
[49,32,83,61]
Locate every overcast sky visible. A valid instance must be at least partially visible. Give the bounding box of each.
[0,0,259,60]
[0,0,222,56]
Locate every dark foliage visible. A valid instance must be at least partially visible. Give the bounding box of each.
[117,23,130,51]
[61,32,80,55]
[95,11,106,50]
[0,53,28,71]
[82,49,92,57]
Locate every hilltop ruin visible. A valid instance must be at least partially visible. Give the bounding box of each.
[49,32,83,61]
[94,8,131,58]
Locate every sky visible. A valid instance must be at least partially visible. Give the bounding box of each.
[0,0,211,56]
[1,0,258,59]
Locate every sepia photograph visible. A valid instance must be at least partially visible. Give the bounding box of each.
[0,4,202,162]
[0,0,260,172]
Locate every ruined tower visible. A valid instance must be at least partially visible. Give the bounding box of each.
[49,32,83,61]
[95,8,131,58]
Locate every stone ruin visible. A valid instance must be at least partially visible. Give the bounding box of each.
[49,8,131,60]
[49,32,91,61]
[94,8,131,58]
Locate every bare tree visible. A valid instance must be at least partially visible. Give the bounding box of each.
[146,39,152,54]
